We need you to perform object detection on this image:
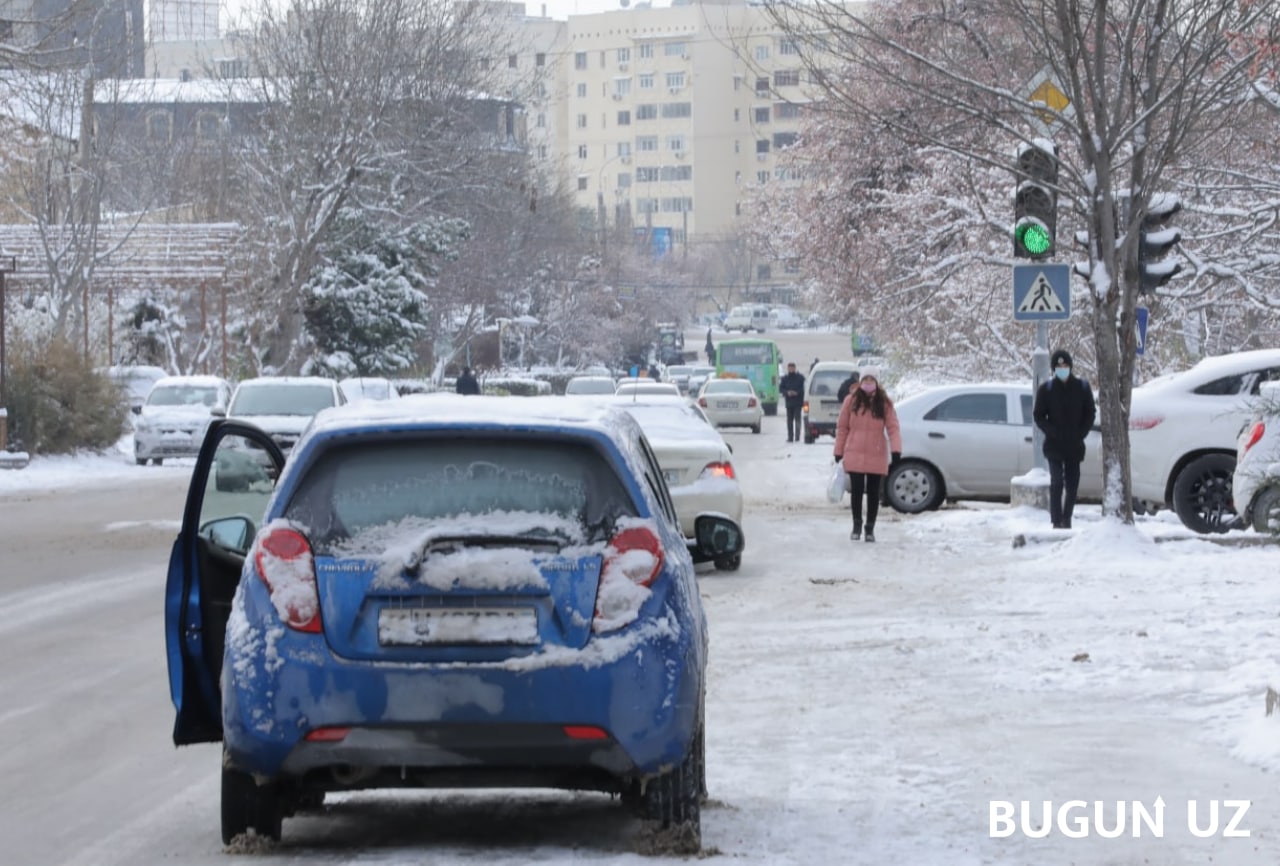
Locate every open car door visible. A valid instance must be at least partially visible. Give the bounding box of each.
[165,419,285,745]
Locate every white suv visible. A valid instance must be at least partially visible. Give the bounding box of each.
[1233,381,1280,532]
[1129,349,1280,533]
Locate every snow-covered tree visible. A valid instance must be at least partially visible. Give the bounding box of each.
[299,209,467,377]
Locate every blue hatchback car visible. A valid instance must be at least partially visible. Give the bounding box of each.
[164,396,742,851]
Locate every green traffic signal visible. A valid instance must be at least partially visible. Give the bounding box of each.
[1016,221,1052,257]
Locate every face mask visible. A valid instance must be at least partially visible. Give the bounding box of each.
[860,382,877,394]
[1054,367,1070,381]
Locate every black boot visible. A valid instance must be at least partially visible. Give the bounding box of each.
[851,520,862,541]
[863,526,875,543]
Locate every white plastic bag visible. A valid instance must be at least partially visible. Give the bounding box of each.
[826,462,847,504]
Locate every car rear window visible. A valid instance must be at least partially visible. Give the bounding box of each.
[283,436,638,554]
[231,384,336,415]
[148,385,220,407]
[809,370,851,396]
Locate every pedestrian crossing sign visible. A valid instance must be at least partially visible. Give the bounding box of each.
[1013,263,1071,321]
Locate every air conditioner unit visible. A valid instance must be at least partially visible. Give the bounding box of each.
[668,86,681,94]
[612,93,622,101]
[621,155,632,164]
[674,151,685,160]
[619,62,629,71]
[757,153,768,161]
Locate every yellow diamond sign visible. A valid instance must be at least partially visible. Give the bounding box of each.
[1030,80,1070,123]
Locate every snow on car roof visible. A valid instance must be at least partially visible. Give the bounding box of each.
[235,376,337,387]
[1137,348,1280,390]
[153,375,227,388]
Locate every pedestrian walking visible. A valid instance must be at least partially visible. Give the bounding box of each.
[833,373,901,542]
[1033,349,1096,529]
[455,366,480,395]
[705,328,716,365]
[779,362,806,443]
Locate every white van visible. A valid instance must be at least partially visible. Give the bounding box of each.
[802,360,882,443]
[723,304,771,333]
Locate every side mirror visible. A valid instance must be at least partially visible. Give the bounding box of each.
[693,514,744,561]
[131,405,142,415]
[199,515,254,555]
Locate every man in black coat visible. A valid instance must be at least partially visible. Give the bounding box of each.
[779,361,806,442]
[455,367,480,395]
[1033,348,1096,529]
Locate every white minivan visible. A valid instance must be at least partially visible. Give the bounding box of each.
[723,304,771,334]
[802,360,882,443]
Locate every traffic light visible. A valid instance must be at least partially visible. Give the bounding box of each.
[1013,140,1058,260]
[1139,194,1182,293]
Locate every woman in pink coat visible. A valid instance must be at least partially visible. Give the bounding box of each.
[833,373,902,542]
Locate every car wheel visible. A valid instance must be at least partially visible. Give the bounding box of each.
[640,720,703,854]
[713,553,742,571]
[1250,486,1280,534]
[152,458,164,466]
[1171,453,1236,534]
[221,763,282,845]
[886,460,943,514]
[762,403,777,417]
[751,424,761,434]
[135,457,147,466]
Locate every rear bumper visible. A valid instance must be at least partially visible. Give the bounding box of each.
[670,486,744,538]
[805,418,838,438]
[222,586,705,784]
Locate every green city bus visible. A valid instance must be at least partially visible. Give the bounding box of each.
[715,337,782,415]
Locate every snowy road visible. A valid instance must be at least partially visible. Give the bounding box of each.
[2,413,1279,864]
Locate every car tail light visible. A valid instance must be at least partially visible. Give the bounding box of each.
[802,401,809,414]
[254,525,322,633]
[700,462,736,480]
[1242,421,1266,456]
[1129,415,1164,431]
[304,726,351,743]
[698,397,708,408]
[604,525,663,588]
[562,725,609,740]
[747,397,758,408]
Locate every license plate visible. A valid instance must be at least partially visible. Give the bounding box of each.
[716,400,736,409]
[378,607,538,646]
[662,469,682,484]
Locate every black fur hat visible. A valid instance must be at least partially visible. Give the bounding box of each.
[1051,349,1073,368]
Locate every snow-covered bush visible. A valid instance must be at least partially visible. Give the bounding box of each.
[4,337,128,454]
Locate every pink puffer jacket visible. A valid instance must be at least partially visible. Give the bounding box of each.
[833,396,902,475]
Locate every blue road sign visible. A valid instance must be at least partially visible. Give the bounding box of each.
[1013,263,1071,321]
[1136,306,1149,356]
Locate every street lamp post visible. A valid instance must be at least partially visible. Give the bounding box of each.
[0,255,17,409]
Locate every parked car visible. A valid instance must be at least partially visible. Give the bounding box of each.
[1233,381,1280,532]
[133,375,233,465]
[802,361,882,443]
[222,376,345,455]
[564,375,618,395]
[723,304,771,334]
[616,380,682,399]
[165,397,742,850]
[100,364,168,414]
[664,365,695,394]
[685,365,716,395]
[885,382,1104,513]
[1130,349,1280,533]
[610,397,745,571]
[338,376,399,403]
[696,378,763,433]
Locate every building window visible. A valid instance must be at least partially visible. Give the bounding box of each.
[537,144,548,159]
[536,52,546,67]
[639,73,654,89]
[617,47,631,63]
[578,175,589,191]
[194,112,222,141]
[775,165,804,181]
[640,43,654,59]
[757,170,769,184]
[734,108,740,122]
[667,135,685,151]
[578,144,588,159]
[577,113,588,128]
[660,197,693,212]
[636,166,658,182]
[146,111,172,143]
[776,102,803,120]
[574,51,587,70]
[784,259,801,274]
[774,69,801,87]
[636,136,658,151]
[755,45,769,61]
[508,54,518,69]
[577,82,587,98]
[664,41,686,56]
[218,58,248,78]
[636,104,658,120]
[617,110,631,126]
[636,198,659,214]
[661,102,691,119]
[756,139,770,154]
[618,173,632,188]
[734,139,740,153]
[779,38,799,55]
[614,78,631,96]
[661,165,692,181]
[757,265,772,280]
[479,57,491,71]
[754,107,770,124]
[665,71,685,89]
[617,142,632,157]
[755,77,770,96]
[773,132,798,149]
[735,170,741,184]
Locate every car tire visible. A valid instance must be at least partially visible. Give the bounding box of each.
[640,720,703,854]
[152,458,164,466]
[1250,486,1280,534]
[763,403,777,417]
[713,553,741,571]
[221,763,282,845]
[886,460,943,514]
[751,424,761,434]
[1171,453,1236,534]
[135,457,147,466]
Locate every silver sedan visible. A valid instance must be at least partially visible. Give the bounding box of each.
[696,379,763,434]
